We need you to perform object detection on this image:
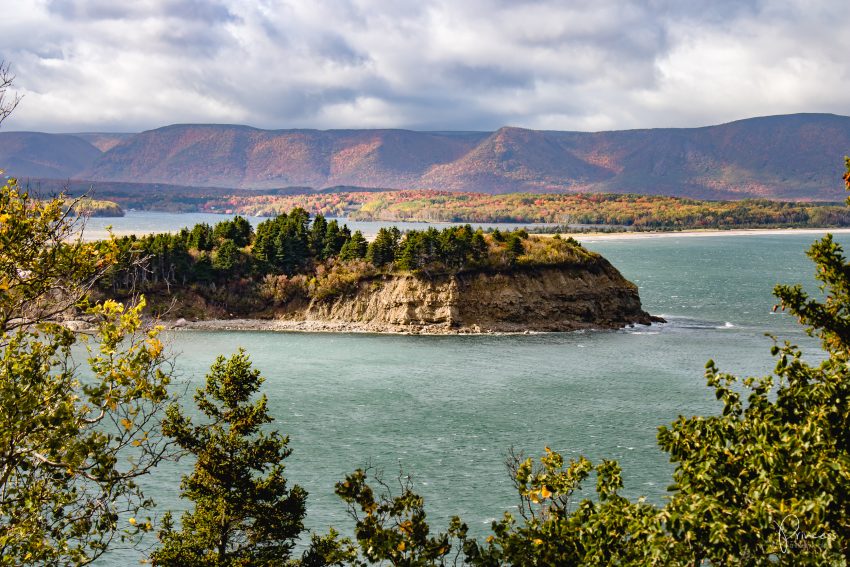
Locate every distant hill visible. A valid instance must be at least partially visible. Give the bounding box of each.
[2,113,849,200]
[79,126,488,190]
[0,132,102,178]
[70,132,135,152]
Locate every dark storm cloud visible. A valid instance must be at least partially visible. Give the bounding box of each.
[1,0,848,132]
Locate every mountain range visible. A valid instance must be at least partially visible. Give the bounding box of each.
[1,113,849,200]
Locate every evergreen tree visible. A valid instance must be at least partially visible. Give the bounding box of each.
[231,215,254,247]
[505,233,525,264]
[188,223,214,251]
[213,216,253,248]
[322,220,349,259]
[251,216,281,270]
[212,239,240,276]
[310,214,329,258]
[152,350,307,566]
[339,230,368,261]
[367,227,401,267]
[470,230,488,264]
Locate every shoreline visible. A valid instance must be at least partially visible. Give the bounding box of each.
[164,317,657,335]
[81,217,850,243]
[565,227,850,242]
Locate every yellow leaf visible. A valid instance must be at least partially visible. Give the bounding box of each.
[129,517,136,526]
[397,541,406,551]
[131,440,142,447]
[540,486,552,499]
[533,538,543,546]
[121,418,132,430]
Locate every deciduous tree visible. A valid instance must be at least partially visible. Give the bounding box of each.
[0,178,175,565]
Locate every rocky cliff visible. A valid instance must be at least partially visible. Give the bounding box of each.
[276,259,654,333]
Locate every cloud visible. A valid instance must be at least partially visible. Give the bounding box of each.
[0,0,847,133]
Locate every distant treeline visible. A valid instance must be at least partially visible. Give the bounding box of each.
[99,209,592,317]
[35,179,850,229]
[198,190,850,229]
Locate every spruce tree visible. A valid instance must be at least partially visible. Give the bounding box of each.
[339,230,368,261]
[152,350,307,566]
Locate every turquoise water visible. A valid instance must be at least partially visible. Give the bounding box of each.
[95,225,847,564]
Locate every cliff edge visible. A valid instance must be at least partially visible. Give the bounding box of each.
[275,258,654,334]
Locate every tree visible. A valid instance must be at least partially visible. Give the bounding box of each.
[504,233,524,264]
[212,239,241,275]
[310,214,329,259]
[335,467,458,566]
[0,61,20,127]
[322,220,350,260]
[367,227,401,267]
[213,217,253,248]
[0,178,175,565]
[152,350,308,566]
[187,223,214,251]
[338,231,368,261]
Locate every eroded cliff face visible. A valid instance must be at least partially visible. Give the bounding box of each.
[291,258,653,333]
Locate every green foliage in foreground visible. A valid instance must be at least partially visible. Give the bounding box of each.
[151,350,306,565]
[1,178,175,565]
[152,350,355,567]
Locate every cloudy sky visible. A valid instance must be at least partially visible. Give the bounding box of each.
[1,0,848,133]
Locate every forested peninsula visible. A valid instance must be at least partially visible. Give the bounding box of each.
[94,210,655,333]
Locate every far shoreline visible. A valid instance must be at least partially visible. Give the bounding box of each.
[80,212,850,243]
[564,227,850,243]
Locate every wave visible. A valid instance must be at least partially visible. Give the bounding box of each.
[657,315,738,330]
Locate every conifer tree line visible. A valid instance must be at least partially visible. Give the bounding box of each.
[100,209,549,300]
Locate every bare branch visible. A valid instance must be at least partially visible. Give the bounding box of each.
[0,60,21,128]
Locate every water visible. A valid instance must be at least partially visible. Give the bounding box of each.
[88,213,847,563]
[81,209,557,241]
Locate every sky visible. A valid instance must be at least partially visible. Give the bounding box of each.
[0,0,849,133]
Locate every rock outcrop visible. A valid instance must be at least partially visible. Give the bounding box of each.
[284,258,654,333]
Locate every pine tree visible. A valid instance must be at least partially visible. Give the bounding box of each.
[339,230,368,261]
[152,350,307,566]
